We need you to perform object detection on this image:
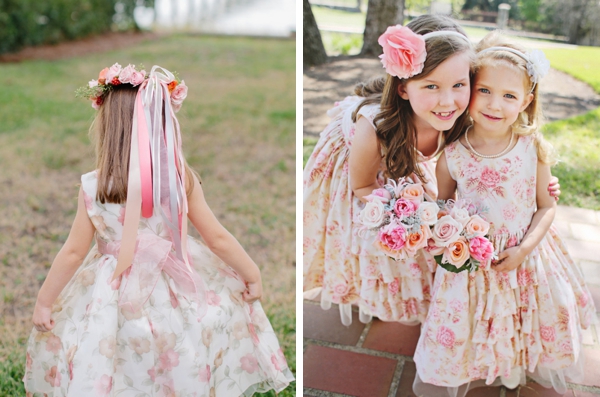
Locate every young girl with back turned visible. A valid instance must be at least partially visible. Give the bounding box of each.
[413,32,596,396]
[303,15,560,326]
[24,65,293,396]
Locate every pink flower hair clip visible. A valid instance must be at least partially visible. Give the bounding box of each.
[76,63,188,112]
[378,26,471,79]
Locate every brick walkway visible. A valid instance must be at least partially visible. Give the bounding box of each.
[304,205,600,397]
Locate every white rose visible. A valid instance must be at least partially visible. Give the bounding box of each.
[450,207,470,227]
[432,215,463,247]
[360,200,386,228]
[419,202,439,226]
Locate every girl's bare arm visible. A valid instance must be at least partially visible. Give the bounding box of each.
[349,117,385,203]
[435,151,457,201]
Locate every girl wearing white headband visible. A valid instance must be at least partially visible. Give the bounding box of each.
[303,15,561,326]
[414,31,595,396]
[24,64,294,395]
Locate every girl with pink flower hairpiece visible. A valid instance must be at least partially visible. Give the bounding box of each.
[303,15,562,327]
[25,64,294,395]
[413,31,596,396]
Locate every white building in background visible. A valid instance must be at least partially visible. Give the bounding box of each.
[135,0,295,38]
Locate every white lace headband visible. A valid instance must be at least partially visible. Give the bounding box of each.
[378,26,472,79]
[478,46,550,91]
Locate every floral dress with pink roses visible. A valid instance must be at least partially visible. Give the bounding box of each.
[24,171,294,397]
[413,135,596,396]
[303,95,440,326]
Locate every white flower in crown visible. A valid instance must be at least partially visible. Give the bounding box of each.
[527,49,550,84]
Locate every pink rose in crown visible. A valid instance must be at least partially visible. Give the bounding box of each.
[365,188,392,204]
[432,215,462,247]
[104,63,122,85]
[378,221,407,250]
[88,79,99,88]
[468,236,494,262]
[401,183,424,203]
[130,70,146,86]
[394,198,417,218]
[170,80,188,112]
[118,65,136,84]
[378,25,426,79]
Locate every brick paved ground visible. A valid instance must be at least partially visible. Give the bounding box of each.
[303,205,600,397]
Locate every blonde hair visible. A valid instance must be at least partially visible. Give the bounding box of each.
[353,15,475,181]
[474,31,556,165]
[91,84,197,204]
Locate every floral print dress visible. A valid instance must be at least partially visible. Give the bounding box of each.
[303,96,440,325]
[413,135,596,396]
[24,171,294,397]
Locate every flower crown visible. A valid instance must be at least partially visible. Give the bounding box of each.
[378,25,471,79]
[478,46,550,91]
[75,63,188,112]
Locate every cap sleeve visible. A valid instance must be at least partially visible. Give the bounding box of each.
[80,170,98,218]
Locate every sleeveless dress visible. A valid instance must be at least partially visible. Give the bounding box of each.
[24,171,294,397]
[303,96,440,325]
[413,135,597,396]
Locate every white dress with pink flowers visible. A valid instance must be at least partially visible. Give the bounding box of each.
[303,96,440,325]
[413,135,596,396]
[24,171,294,397]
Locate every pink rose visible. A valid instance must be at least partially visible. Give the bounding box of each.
[378,221,407,251]
[95,374,112,396]
[104,63,122,85]
[240,353,259,374]
[464,215,490,238]
[480,166,501,188]
[44,365,61,387]
[131,70,146,86]
[88,79,99,88]
[443,237,470,268]
[436,326,456,348]
[394,198,417,218]
[468,236,494,262]
[540,325,556,342]
[424,238,444,256]
[198,364,211,382]
[432,215,462,247]
[170,80,188,112]
[118,64,136,84]
[360,199,386,228]
[378,25,426,79]
[365,188,392,204]
[401,183,424,203]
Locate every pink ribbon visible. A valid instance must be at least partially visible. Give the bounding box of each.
[98,234,207,317]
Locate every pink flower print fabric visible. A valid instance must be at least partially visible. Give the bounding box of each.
[303,96,440,325]
[413,135,597,395]
[24,171,293,396]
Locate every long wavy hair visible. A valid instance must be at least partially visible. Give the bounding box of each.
[474,31,556,165]
[353,15,474,181]
[91,84,197,204]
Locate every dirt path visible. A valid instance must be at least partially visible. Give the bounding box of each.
[303,56,600,137]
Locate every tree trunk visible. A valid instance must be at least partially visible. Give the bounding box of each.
[303,0,328,67]
[361,0,405,56]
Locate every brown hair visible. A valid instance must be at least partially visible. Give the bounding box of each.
[353,15,474,181]
[474,31,556,165]
[91,84,197,204]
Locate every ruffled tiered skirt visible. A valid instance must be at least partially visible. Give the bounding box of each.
[413,225,596,396]
[24,237,293,396]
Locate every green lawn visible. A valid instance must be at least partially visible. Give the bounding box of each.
[0,34,295,396]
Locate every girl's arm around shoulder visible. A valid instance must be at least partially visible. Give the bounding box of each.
[435,150,457,201]
[494,161,556,272]
[349,116,384,203]
[187,174,262,303]
[33,187,95,332]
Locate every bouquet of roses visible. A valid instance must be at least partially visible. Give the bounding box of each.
[425,199,496,273]
[358,178,440,260]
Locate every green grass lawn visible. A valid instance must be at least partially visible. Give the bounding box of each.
[0,34,295,396]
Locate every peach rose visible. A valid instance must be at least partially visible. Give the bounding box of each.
[378,25,426,79]
[98,67,109,84]
[464,215,490,238]
[406,226,429,255]
[419,201,439,225]
[432,215,462,247]
[442,237,470,268]
[170,80,188,112]
[401,183,424,203]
